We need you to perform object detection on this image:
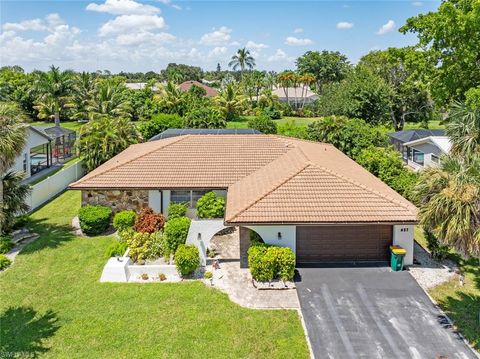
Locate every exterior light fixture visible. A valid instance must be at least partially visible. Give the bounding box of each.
[197,233,202,241]
[277,232,282,240]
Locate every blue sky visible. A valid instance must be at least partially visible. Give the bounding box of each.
[0,0,440,72]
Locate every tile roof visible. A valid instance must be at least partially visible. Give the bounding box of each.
[178,80,218,97]
[70,135,417,224]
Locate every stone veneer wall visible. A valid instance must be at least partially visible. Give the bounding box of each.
[82,190,149,213]
[239,226,252,268]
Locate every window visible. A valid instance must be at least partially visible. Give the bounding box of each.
[23,153,27,172]
[412,149,424,166]
[30,143,51,175]
[431,154,439,163]
[171,190,212,208]
[192,190,208,206]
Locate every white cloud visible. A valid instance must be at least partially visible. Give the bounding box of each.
[116,31,175,45]
[412,1,423,5]
[376,20,396,35]
[208,46,227,58]
[3,19,46,32]
[336,21,353,29]
[86,0,160,15]
[246,40,268,49]
[200,26,232,45]
[285,36,313,46]
[268,48,287,62]
[293,28,303,34]
[98,14,165,36]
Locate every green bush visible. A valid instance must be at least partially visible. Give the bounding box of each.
[164,217,191,254]
[168,202,188,220]
[126,231,164,262]
[184,107,226,129]
[147,231,165,259]
[137,113,183,140]
[175,244,200,276]
[12,214,30,230]
[248,244,296,282]
[118,227,135,243]
[113,210,136,232]
[0,236,14,254]
[196,192,225,219]
[0,254,11,270]
[247,115,277,134]
[424,229,450,260]
[104,241,128,258]
[78,205,112,236]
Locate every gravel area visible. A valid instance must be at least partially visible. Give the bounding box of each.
[408,242,459,289]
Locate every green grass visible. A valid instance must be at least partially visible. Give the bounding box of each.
[30,120,85,132]
[227,116,320,129]
[403,120,444,130]
[0,191,308,358]
[414,227,480,349]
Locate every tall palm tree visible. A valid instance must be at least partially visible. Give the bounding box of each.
[33,65,74,126]
[413,155,480,257]
[228,48,255,78]
[298,73,316,109]
[277,71,296,107]
[445,101,480,156]
[87,78,132,120]
[214,83,246,121]
[0,102,29,234]
[72,72,96,122]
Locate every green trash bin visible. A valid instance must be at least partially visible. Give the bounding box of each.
[390,245,406,272]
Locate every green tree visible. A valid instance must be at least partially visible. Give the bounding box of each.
[87,78,132,120]
[400,0,480,105]
[160,63,203,83]
[445,101,480,156]
[296,50,351,92]
[228,48,256,78]
[0,102,29,234]
[77,117,140,172]
[71,72,96,122]
[156,81,187,116]
[315,67,392,125]
[1,171,30,235]
[241,70,265,103]
[33,65,74,126]
[184,107,226,129]
[214,83,246,121]
[137,113,184,140]
[247,115,277,134]
[306,116,387,158]
[413,155,480,257]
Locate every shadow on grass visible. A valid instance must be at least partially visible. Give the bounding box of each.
[20,218,76,255]
[437,292,480,350]
[0,307,60,358]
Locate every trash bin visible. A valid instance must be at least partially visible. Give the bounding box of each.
[390,245,406,272]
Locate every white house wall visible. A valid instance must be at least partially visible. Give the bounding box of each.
[148,190,162,213]
[392,224,414,265]
[245,225,296,253]
[10,129,50,178]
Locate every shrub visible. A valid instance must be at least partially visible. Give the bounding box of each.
[183,107,226,129]
[137,113,183,140]
[196,192,225,219]
[168,202,188,220]
[147,231,165,259]
[247,115,277,134]
[164,217,191,254]
[0,254,11,270]
[158,273,167,281]
[257,107,282,120]
[204,271,213,279]
[118,227,135,243]
[127,232,151,263]
[175,244,200,276]
[113,210,136,232]
[248,244,295,282]
[0,236,14,254]
[424,229,450,260]
[134,207,165,233]
[78,205,112,236]
[104,241,128,258]
[12,214,30,230]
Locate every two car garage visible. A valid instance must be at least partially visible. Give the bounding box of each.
[295,225,393,264]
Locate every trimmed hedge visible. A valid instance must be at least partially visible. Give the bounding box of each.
[248,244,295,282]
[134,208,165,233]
[0,254,11,270]
[168,202,188,220]
[78,205,112,236]
[164,216,191,254]
[175,244,200,276]
[196,192,225,219]
[113,210,136,232]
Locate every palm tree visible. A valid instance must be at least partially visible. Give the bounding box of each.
[72,72,96,122]
[214,83,246,121]
[298,73,316,109]
[413,155,480,257]
[228,48,255,78]
[156,81,186,115]
[277,71,296,107]
[0,102,29,234]
[2,171,30,234]
[445,101,480,156]
[76,117,140,172]
[87,78,132,120]
[33,65,74,126]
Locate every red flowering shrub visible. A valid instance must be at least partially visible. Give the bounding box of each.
[133,208,165,233]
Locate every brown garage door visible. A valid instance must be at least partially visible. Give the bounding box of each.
[296,225,392,263]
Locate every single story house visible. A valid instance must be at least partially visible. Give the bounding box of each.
[70,135,417,266]
[272,87,318,106]
[388,129,447,170]
[178,80,219,97]
[402,136,451,170]
[10,125,76,181]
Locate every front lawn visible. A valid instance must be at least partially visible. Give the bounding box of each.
[0,191,309,358]
[30,120,85,132]
[414,228,480,349]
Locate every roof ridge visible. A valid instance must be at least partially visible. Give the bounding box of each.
[73,135,190,186]
[226,161,311,222]
[311,163,415,213]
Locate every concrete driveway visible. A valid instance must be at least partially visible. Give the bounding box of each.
[296,266,477,359]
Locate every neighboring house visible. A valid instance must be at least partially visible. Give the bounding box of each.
[70,135,417,266]
[178,80,219,97]
[10,125,76,181]
[125,82,163,92]
[272,87,318,106]
[148,128,262,141]
[388,129,449,170]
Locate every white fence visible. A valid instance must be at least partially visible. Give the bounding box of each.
[25,161,85,211]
